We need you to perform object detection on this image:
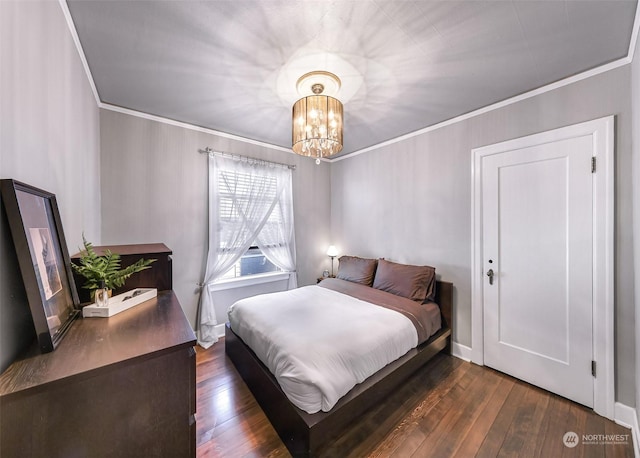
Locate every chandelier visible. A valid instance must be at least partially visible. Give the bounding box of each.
[292,71,343,164]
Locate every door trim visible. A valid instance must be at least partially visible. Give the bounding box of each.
[470,116,615,419]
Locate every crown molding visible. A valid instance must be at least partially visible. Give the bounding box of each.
[58,0,101,107]
[60,0,639,164]
[629,0,640,63]
[333,55,631,162]
[100,103,295,154]
[334,2,640,162]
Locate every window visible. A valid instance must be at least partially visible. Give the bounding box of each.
[216,169,283,280]
[198,153,296,347]
[211,160,295,282]
[219,246,281,280]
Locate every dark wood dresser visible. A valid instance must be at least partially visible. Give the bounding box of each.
[0,245,196,457]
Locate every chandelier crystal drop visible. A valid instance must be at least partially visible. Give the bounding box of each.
[292,71,343,163]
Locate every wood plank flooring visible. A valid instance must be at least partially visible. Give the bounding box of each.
[196,340,634,457]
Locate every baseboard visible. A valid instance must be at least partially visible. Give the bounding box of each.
[452,342,472,362]
[215,323,226,339]
[614,402,639,457]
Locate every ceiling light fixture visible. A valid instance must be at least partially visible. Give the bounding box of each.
[292,71,343,164]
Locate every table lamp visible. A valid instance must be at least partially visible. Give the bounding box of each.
[327,245,338,277]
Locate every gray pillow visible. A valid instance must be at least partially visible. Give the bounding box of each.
[336,256,378,286]
[372,259,436,302]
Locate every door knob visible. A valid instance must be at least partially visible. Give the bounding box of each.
[487,268,494,285]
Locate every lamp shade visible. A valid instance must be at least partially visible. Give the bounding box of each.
[292,71,344,162]
[292,95,343,159]
[326,245,338,257]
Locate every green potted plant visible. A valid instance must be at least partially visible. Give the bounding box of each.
[72,237,155,301]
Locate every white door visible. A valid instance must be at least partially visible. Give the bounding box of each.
[482,135,594,407]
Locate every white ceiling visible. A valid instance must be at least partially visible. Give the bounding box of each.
[67,0,637,158]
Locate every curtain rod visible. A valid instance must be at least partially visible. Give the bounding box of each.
[198,147,296,170]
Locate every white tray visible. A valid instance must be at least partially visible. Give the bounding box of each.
[82,288,158,318]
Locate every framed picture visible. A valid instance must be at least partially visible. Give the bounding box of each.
[0,179,80,353]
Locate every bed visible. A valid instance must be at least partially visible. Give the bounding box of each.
[225,257,453,457]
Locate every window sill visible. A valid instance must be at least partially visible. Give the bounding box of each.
[209,271,291,292]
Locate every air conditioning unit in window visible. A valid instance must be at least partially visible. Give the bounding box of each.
[240,247,279,276]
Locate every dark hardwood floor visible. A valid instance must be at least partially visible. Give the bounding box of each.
[196,340,634,457]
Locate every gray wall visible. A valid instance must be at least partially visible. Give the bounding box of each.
[0,1,101,369]
[633,34,640,428]
[99,110,331,328]
[331,66,636,405]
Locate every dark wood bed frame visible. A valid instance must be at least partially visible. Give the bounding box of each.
[225,280,453,457]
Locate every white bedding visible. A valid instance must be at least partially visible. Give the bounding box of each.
[227,284,419,414]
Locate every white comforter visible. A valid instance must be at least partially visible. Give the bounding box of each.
[227,284,419,414]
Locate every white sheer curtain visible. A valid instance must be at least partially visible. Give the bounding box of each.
[256,168,297,290]
[197,153,297,348]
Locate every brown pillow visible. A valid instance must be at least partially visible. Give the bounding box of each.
[372,259,436,302]
[336,256,378,286]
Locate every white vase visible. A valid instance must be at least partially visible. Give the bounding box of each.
[95,288,110,307]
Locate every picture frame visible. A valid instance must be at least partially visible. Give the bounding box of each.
[0,179,80,353]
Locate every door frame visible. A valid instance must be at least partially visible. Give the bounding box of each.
[470,116,615,419]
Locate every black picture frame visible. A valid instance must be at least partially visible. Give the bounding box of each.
[0,179,80,353]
